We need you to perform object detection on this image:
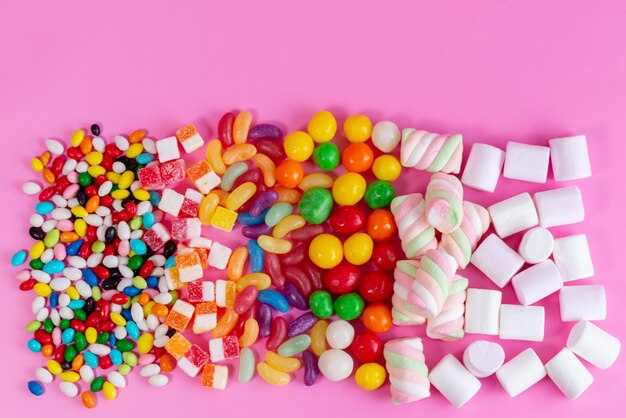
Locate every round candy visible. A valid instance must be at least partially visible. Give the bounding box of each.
[342,143,374,173]
[313,142,340,171]
[318,349,354,382]
[329,205,366,235]
[332,173,366,206]
[324,261,361,294]
[343,233,373,265]
[371,242,401,272]
[299,187,333,224]
[364,180,395,209]
[351,332,383,363]
[308,111,337,143]
[334,292,364,320]
[276,160,304,189]
[366,209,397,242]
[283,131,314,162]
[309,290,334,319]
[361,302,393,333]
[358,271,394,302]
[344,114,372,143]
[355,363,387,390]
[372,155,401,181]
[325,320,355,349]
[371,121,401,152]
[308,234,343,269]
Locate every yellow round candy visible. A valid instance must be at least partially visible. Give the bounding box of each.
[332,172,366,206]
[307,110,337,143]
[355,363,386,390]
[372,155,401,181]
[344,114,372,143]
[343,233,373,265]
[308,234,343,269]
[283,131,314,162]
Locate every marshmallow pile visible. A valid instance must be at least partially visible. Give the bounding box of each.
[391,132,620,407]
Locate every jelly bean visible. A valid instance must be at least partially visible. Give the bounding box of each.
[238,208,269,226]
[28,380,44,396]
[277,334,311,357]
[242,223,273,239]
[264,253,286,288]
[309,290,334,319]
[266,351,301,373]
[308,234,343,269]
[302,349,320,386]
[234,285,258,314]
[289,224,324,242]
[130,238,147,255]
[313,142,340,170]
[102,381,116,400]
[213,309,239,338]
[265,202,293,226]
[236,273,271,291]
[364,180,395,209]
[257,289,289,313]
[344,114,372,143]
[36,201,54,215]
[233,110,252,144]
[355,363,387,390]
[218,112,235,146]
[287,312,318,337]
[283,281,308,310]
[362,302,393,333]
[252,153,276,187]
[351,332,383,363]
[251,138,286,163]
[280,244,307,266]
[272,214,305,239]
[324,262,361,294]
[226,182,257,211]
[299,173,334,192]
[283,131,314,162]
[310,320,328,357]
[334,292,364,321]
[223,143,257,165]
[332,172,366,206]
[206,139,226,174]
[299,187,333,225]
[307,110,337,143]
[266,316,287,351]
[275,160,304,189]
[319,349,354,382]
[81,391,96,408]
[258,235,292,254]
[239,318,259,347]
[247,239,265,272]
[11,250,27,266]
[258,304,273,338]
[342,143,374,173]
[249,190,278,217]
[239,347,256,384]
[343,232,373,265]
[221,162,248,191]
[257,362,290,386]
[358,271,394,302]
[28,339,42,352]
[199,193,220,225]
[228,246,249,281]
[283,266,313,297]
[249,123,282,140]
[274,187,301,204]
[137,333,154,354]
[372,154,401,181]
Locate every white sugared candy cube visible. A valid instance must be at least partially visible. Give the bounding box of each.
[158,189,185,217]
[208,242,232,270]
[156,136,180,163]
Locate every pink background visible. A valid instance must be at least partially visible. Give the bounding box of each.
[1,0,625,416]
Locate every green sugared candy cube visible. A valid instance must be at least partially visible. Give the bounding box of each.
[334,292,364,321]
[299,187,333,224]
[309,290,334,319]
[313,142,340,171]
[364,180,395,209]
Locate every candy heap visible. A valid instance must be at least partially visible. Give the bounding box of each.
[11,111,620,408]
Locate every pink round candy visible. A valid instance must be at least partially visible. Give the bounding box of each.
[54,243,66,260]
[138,354,156,366]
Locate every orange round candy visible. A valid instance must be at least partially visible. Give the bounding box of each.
[362,302,393,333]
[342,143,374,173]
[160,354,176,372]
[366,209,397,242]
[276,160,304,189]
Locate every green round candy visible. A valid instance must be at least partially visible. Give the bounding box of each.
[91,241,105,253]
[90,376,104,392]
[299,187,333,224]
[313,142,340,171]
[116,339,136,352]
[30,259,44,270]
[309,290,334,319]
[128,255,144,270]
[364,180,395,209]
[334,292,365,321]
[78,172,93,187]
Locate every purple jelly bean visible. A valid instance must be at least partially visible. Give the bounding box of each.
[242,223,273,239]
[258,303,273,338]
[283,281,308,310]
[248,124,283,140]
[303,350,319,386]
[252,139,286,164]
[287,312,318,337]
[249,190,279,217]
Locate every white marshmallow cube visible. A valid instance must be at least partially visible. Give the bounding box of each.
[462,340,505,378]
[464,288,502,335]
[158,189,184,217]
[553,234,594,282]
[533,186,584,228]
[503,142,550,183]
[518,227,554,264]
[545,348,594,399]
[549,135,591,181]
[499,304,545,341]
[429,354,481,408]
[560,285,606,322]
[156,136,181,163]
[488,192,539,238]
[461,143,505,192]
[496,348,546,397]
[512,260,563,305]
[567,320,620,369]
[208,242,232,270]
[471,234,524,288]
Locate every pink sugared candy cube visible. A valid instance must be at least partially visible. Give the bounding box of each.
[160,159,186,185]
[172,218,202,242]
[138,165,164,190]
[143,223,171,251]
[209,335,240,362]
[158,189,185,217]
[186,280,215,303]
[180,188,203,218]
[202,364,228,390]
[176,124,205,154]
[178,344,209,377]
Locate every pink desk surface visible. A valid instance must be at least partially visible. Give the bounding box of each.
[1,1,625,417]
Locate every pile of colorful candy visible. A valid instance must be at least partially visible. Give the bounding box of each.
[11,110,620,408]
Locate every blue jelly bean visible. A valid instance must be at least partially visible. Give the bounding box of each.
[123,286,141,297]
[49,292,59,308]
[11,250,27,266]
[42,260,64,274]
[146,276,158,288]
[237,208,269,226]
[110,349,123,365]
[136,153,154,164]
[121,308,132,321]
[130,239,147,255]
[62,328,75,344]
[126,321,140,340]
[258,289,290,313]
[165,256,176,269]
[82,268,98,286]
[109,334,117,347]
[35,201,54,215]
[83,351,98,368]
[149,191,161,206]
[68,299,85,310]
[247,239,265,273]
[27,339,42,352]
[142,212,155,229]
[66,240,83,256]
[28,380,44,396]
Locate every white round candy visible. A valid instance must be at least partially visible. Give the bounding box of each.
[149,374,169,387]
[140,364,161,377]
[463,340,505,378]
[35,367,54,384]
[518,227,554,264]
[59,381,79,398]
[45,138,65,155]
[371,121,401,153]
[107,371,126,388]
[318,349,353,381]
[325,320,355,349]
[22,181,42,195]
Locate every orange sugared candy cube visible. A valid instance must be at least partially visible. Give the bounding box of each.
[164,332,192,360]
[165,300,195,331]
[176,124,204,153]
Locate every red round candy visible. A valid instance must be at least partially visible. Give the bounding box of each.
[323,261,361,294]
[371,242,401,272]
[358,271,394,302]
[329,205,366,235]
[351,332,383,363]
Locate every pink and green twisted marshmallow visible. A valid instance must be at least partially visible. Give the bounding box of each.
[400,128,463,174]
[424,173,464,234]
[390,193,437,259]
[384,337,430,404]
[426,274,468,341]
[439,201,490,268]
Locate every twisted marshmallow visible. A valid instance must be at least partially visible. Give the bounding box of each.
[390,193,437,259]
[392,260,426,325]
[425,173,464,234]
[400,128,463,174]
[410,249,458,318]
[426,274,468,341]
[439,201,490,268]
[384,337,430,404]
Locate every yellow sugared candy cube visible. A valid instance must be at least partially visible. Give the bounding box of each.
[210,206,238,232]
[164,332,192,360]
